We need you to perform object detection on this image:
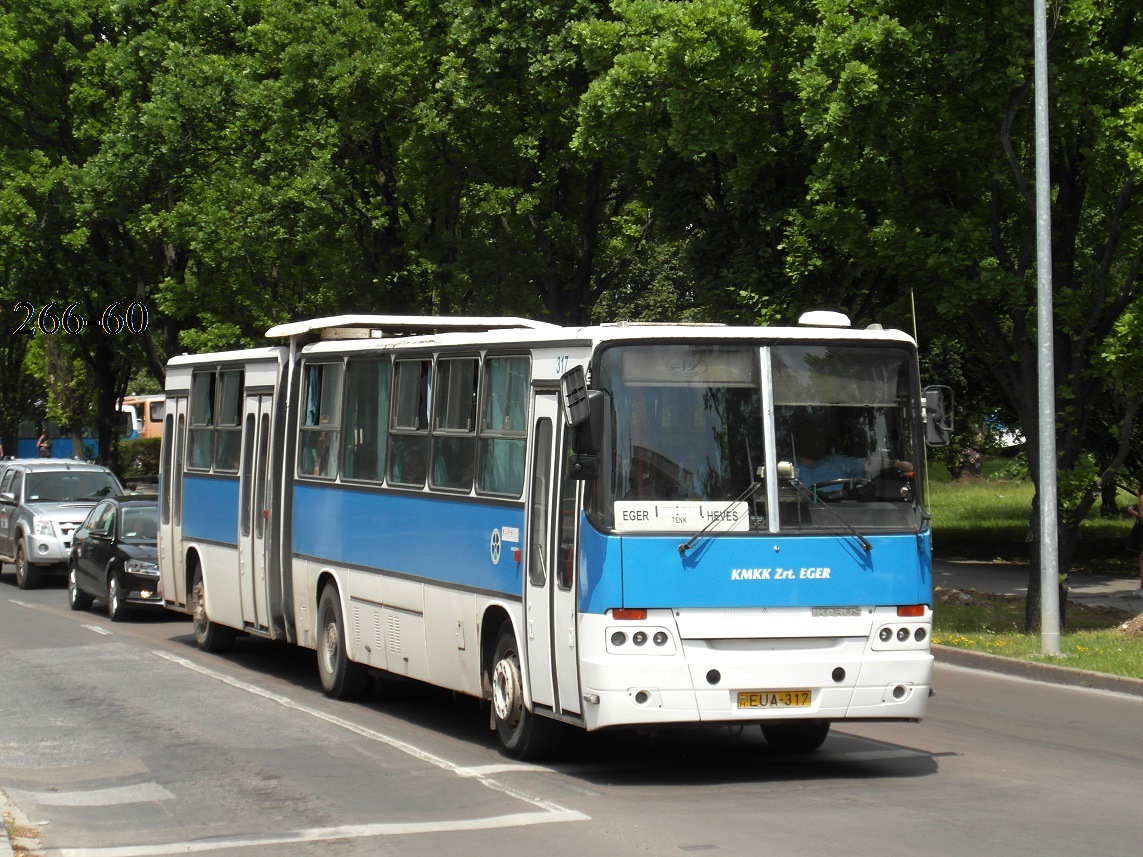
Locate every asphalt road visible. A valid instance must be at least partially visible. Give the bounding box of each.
[2,572,1142,857]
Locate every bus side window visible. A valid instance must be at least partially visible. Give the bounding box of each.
[431,357,478,492]
[342,358,390,483]
[299,362,342,479]
[188,371,215,470]
[388,359,431,487]
[214,369,244,472]
[477,355,529,497]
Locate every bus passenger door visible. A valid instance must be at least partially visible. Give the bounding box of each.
[525,391,581,719]
[159,402,188,608]
[238,394,272,631]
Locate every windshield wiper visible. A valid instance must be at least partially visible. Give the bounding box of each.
[786,476,873,553]
[678,480,759,556]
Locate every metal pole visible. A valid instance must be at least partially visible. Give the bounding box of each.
[1034,0,1060,654]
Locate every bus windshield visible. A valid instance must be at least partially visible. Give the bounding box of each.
[591,342,922,534]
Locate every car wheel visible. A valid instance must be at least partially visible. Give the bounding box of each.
[316,586,371,700]
[15,541,40,590]
[191,566,237,653]
[490,625,563,760]
[68,561,93,611]
[107,573,129,622]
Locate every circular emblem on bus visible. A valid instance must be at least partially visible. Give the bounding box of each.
[490,529,502,565]
[666,356,706,379]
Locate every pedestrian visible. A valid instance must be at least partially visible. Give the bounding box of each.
[1125,480,1143,598]
[36,428,52,458]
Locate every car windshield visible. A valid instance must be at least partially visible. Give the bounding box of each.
[25,472,121,502]
[119,505,158,541]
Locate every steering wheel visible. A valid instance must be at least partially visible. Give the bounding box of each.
[806,478,873,499]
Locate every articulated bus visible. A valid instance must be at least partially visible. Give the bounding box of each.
[158,312,951,758]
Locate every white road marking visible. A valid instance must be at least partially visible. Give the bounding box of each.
[54,811,588,857]
[456,762,551,777]
[136,650,590,850]
[23,783,174,807]
[82,625,112,636]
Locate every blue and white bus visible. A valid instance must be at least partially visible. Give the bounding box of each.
[158,312,951,758]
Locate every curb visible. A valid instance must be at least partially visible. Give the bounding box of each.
[1,787,18,857]
[934,644,1143,698]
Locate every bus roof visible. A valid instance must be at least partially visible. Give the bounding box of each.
[265,315,560,340]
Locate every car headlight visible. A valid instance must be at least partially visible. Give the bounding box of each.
[125,559,159,576]
[33,518,55,537]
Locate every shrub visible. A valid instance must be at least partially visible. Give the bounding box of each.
[121,437,161,480]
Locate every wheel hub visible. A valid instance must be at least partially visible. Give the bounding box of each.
[492,657,521,723]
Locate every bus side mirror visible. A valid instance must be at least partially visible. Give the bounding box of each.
[923,385,954,448]
[560,366,604,480]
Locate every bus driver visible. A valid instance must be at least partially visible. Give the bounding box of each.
[792,422,910,493]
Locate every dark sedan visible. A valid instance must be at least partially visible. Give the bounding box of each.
[67,494,161,621]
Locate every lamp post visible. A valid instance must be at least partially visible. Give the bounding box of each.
[1033,0,1061,655]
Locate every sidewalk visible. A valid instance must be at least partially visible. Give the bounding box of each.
[933,558,1143,614]
[933,558,1143,698]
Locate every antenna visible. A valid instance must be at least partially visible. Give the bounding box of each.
[911,289,919,347]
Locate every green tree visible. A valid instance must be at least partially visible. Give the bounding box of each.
[786,0,1143,630]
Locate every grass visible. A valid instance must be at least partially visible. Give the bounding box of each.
[927,462,1143,681]
[932,590,1143,678]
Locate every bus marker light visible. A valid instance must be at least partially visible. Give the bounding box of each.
[914,628,927,642]
[653,631,668,646]
[897,605,925,617]
[879,628,893,642]
[611,632,627,646]
[633,631,647,646]
[896,628,910,642]
[613,608,647,620]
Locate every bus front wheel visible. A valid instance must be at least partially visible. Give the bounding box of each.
[490,626,562,760]
[316,586,370,701]
[191,567,237,653]
[760,720,830,754]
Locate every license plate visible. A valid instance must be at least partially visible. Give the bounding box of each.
[736,690,812,709]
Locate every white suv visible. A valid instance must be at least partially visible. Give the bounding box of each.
[0,459,124,589]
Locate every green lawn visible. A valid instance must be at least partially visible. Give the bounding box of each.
[926,466,1143,681]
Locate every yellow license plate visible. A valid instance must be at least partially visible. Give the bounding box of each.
[736,690,812,709]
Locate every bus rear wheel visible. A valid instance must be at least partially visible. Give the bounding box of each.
[760,720,830,754]
[191,566,237,653]
[490,626,562,760]
[316,586,370,701]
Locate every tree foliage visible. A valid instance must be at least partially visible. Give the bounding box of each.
[3,0,1143,637]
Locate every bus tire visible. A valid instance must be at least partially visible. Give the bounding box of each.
[760,720,830,754]
[490,626,562,760]
[316,586,370,701]
[191,566,237,653]
[15,542,40,590]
